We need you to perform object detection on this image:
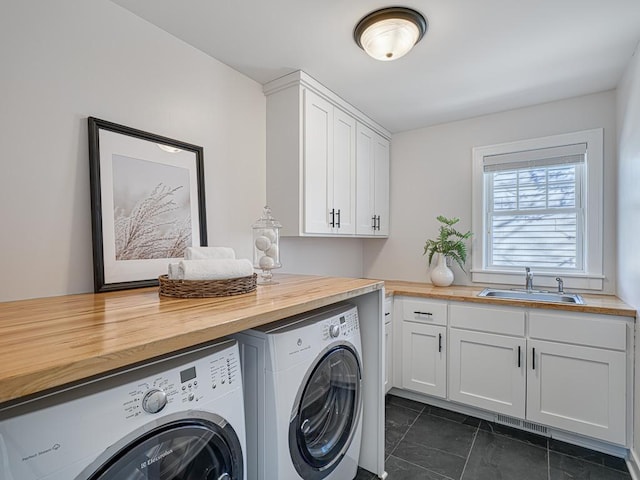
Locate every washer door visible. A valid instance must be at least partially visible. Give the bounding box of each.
[288,344,362,480]
[77,412,242,480]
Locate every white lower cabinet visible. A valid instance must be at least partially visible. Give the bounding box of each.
[526,310,628,445]
[449,329,525,418]
[402,322,446,398]
[384,297,393,393]
[396,298,631,447]
[400,298,447,398]
[446,303,629,445]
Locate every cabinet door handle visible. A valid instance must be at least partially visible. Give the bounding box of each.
[413,311,432,317]
[517,345,521,368]
[384,312,390,316]
[329,209,335,227]
[532,347,536,370]
[372,215,376,229]
[336,209,341,228]
[438,333,442,353]
[377,215,381,230]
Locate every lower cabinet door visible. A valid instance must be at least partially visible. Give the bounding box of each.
[384,320,392,393]
[449,328,526,418]
[526,339,626,444]
[401,322,446,398]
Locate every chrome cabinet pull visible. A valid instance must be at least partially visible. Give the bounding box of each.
[329,209,335,227]
[413,311,432,316]
[371,215,376,229]
[376,215,381,230]
[336,209,341,228]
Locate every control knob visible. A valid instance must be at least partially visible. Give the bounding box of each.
[329,324,340,338]
[141,389,167,414]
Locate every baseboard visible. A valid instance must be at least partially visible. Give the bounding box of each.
[387,388,629,458]
[629,447,640,480]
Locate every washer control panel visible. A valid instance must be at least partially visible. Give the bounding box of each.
[322,307,359,341]
[120,345,240,420]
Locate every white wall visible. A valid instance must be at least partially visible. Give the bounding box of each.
[278,237,364,278]
[364,91,618,294]
[0,0,266,301]
[616,45,640,472]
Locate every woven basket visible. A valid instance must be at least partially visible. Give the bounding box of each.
[158,273,257,298]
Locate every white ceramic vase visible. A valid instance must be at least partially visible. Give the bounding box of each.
[430,253,454,287]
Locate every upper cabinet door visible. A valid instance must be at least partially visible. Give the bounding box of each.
[303,89,333,234]
[373,134,390,236]
[356,123,390,236]
[356,123,375,235]
[332,108,356,235]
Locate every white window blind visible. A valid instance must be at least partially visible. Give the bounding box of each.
[483,143,586,271]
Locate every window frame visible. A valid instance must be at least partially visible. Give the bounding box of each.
[471,129,604,291]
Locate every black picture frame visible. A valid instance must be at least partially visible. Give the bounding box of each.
[88,117,207,292]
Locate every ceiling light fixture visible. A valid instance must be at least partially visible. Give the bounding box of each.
[354,6,427,61]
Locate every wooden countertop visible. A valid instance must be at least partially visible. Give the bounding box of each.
[0,274,382,405]
[383,280,636,318]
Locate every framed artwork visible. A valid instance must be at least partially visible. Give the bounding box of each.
[88,117,207,292]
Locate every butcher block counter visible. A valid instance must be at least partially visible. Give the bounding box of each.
[0,274,383,405]
[383,280,636,318]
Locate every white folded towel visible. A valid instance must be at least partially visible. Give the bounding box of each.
[184,246,236,260]
[167,263,181,280]
[178,259,254,281]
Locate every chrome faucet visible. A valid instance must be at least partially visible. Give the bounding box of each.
[555,277,564,294]
[525,267,534,292]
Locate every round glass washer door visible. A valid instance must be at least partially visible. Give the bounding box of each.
[288,344,362,480]
[77,413,243,480]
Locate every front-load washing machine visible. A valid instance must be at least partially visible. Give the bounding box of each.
[234,303,363,480]
[0,337,246,480]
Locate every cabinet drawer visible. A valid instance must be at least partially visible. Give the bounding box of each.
[529,311,627,350]
[402,298,447,326]
[450,303,525,336]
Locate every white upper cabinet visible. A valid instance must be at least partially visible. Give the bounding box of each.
[303,90,356,234]
[356,123,390,236]
[264,71,390,237]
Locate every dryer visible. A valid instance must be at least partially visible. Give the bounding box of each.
[0,337,246,480]
[234,303,363,480]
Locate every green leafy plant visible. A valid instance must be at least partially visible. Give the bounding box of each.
[423,215,472,271]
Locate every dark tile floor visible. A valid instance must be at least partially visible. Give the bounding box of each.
[355,394,631,480]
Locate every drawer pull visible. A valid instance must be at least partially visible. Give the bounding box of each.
[384,312,390,316]
[414,311,433,316]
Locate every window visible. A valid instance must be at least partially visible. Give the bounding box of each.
[472,129,603,290]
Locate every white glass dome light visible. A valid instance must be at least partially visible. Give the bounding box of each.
[354,7,427,61]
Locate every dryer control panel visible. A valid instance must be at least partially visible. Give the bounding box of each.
[120,343,241,420]
[322,307,359,340]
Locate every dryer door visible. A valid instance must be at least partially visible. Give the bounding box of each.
[77,412,243,480]
[288,344,362,480]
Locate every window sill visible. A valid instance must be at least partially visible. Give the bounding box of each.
[470,270,604,291]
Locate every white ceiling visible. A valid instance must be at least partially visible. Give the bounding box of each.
[110,0,640,133]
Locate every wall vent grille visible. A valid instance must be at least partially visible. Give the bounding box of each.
[494,414,549,436]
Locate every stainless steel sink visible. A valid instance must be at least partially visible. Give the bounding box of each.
[477,288,585,305]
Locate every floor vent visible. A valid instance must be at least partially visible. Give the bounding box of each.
[494,414,549,436]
